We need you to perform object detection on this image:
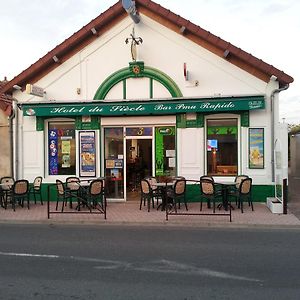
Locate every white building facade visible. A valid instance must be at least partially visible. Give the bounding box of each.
[3,0,293,202]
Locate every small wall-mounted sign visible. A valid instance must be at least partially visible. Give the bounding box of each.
[26,84,44,97]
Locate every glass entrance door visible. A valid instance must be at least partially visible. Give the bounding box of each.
[126,139,152,199]
[104,128,124,199]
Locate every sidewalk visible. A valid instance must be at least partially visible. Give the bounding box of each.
[1,201,299,228]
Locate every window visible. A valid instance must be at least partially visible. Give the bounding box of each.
[206,119,238,176]
[48,121,76,175]
[155,126,176,177]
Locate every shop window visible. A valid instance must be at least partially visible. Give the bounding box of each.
[48,122,76,175]
[155,127,176,178]
[206,119,238,176]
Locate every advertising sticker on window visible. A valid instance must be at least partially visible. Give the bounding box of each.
[249,128,264,169]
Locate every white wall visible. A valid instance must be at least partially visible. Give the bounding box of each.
[14,13,282,185]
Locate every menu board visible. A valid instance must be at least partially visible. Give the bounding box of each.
[79,131,96,177]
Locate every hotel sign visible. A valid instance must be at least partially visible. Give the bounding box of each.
[22,96,265,117]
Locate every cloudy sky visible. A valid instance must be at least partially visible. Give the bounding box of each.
[0,0,299,124]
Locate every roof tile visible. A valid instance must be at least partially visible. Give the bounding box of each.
[1,0,293,94]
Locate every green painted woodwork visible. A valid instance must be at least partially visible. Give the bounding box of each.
[150,78,153,99]
[186,183,275,203]
[241,111,249,127]
[155,127,164,176]
[36,117,44,131]
[75,116,100,130]
[94,62,183,100]
[40,183,275,203]
[177,113,205,128]
[123,80,126,99]
[207,126,237,135]
[22,96,265,117]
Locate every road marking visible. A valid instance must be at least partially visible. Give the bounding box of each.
[0,252,260,282]
[0,251,59,259]
[120,259,261,282]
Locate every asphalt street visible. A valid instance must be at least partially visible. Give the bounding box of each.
[0,224,300,300]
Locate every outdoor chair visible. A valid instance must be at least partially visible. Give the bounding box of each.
[166,178,187,212]
[10,179,30,211]
[228,175,249,205]
[0,176,15,206]
[140,179,155,212]
[200,178,223,213]
[85,179,106,218]
[229,177,253,213]
[200,175,222,202]
[55,179,70,212]
[145,176,163,206]
[29,176,43,205]
[66,177,81,208]
[0,188,5,208]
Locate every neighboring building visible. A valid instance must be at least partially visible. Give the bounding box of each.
[0,0,293,202]
[290,126,300,177]
[0,79,13,178]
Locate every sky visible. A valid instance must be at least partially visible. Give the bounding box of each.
[0,0,299,124]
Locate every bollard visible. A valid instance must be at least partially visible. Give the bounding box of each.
[283,178,288,214]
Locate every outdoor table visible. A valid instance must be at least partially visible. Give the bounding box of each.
[215,181,236,210]
[154,182,174,211]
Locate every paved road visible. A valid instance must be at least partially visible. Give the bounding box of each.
[1,224,300,300]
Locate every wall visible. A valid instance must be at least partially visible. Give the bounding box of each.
[290,134,300,176]
[0,110,10,177]
[14,13,277,187]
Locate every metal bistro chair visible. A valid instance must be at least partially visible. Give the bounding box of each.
[145,176,163,206]
[29,176,43,205]
[85,179,106,218]
[0,187,5,208]
[55,179,70,212]
[229,175,249,205]
[200,178,223,213]
[0,176,15,207]
[10,180,30,211]
[66,177,81,208]
[229,177,253,213]
[166,178,187,212]
[140,179,155,212]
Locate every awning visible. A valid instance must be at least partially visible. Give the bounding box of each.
[21,95,265,117]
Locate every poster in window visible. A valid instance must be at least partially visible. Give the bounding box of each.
[48,129,58,175]
[79,131,96,177]
[249,128,264,169]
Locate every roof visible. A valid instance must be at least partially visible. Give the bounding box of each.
[0,80,12,116]
[0,0,294,95]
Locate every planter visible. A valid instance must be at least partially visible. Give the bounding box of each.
[267,197,283,214]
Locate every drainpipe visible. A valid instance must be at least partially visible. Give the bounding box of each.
[122,0,140,24]
[270,83,289,182]
[8,107,15,178]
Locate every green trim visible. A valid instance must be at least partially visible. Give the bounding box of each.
[150,78,153,99]
[23,96,265,117]
[75,116,100,130]
[36,117,44,131]
[186,184,274,203]
[177,113,205,128]
[241,111,249,127]
[94,63,183,100]
[123,80,126,100]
